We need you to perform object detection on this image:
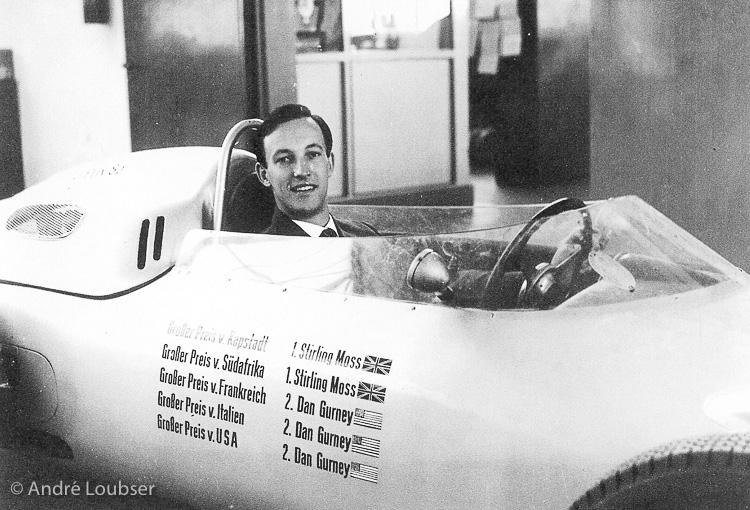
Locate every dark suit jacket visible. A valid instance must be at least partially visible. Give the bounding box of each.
[263,208,379,237]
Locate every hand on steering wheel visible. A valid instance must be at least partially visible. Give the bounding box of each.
[481,198,593,310]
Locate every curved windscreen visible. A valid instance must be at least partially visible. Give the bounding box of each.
[179,196,747,310]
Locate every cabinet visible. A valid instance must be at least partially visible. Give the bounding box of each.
[295,0,469,199]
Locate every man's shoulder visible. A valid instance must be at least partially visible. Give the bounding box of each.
[263,209,308,236]
[335,217,380,237]
[262,208,379,237]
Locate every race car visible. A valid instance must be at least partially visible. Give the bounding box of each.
[1,119,749,510]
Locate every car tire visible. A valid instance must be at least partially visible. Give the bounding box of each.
[570,433,750,510]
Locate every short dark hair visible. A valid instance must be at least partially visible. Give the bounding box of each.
[254,104,333,167]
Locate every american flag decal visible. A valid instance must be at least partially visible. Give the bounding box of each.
[357,382,386,403]
[352,435,381,458]
[362,356,392,376]
[350,462,378,484]
[353,408,383,430]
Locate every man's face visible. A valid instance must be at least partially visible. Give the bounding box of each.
[258,117,333,225]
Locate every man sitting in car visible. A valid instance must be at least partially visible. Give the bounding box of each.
[254,103,378,237]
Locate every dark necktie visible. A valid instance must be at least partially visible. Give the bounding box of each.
[320,228,338,237]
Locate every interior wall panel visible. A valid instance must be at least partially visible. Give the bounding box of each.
[351,59,452,194]
[589,0,750,269]
[123,0,248,150]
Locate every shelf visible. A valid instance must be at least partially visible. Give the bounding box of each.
[296,49,456,63]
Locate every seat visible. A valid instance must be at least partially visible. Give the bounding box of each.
[221,151,276,233]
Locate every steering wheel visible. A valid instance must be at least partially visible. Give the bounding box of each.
[480,198,593,310]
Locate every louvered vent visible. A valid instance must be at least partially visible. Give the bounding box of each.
[6,204,84,238]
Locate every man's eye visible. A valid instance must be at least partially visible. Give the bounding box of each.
[276,156,293,165]
[307,151,322,160]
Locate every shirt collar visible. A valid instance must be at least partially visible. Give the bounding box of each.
[292,215,337,237]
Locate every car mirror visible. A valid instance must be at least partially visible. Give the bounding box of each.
[407,249,450,294]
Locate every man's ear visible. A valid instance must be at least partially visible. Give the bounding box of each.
[255,162,272,187]
[327,153,335,178]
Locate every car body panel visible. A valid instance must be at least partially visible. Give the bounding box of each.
[2,263,750,509]
[0,147,219,296]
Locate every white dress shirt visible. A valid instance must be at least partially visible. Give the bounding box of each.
[292,214,337,237]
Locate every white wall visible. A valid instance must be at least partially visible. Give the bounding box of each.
[0,0,131,186]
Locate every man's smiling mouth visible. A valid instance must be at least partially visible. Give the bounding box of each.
[289,183,317,192]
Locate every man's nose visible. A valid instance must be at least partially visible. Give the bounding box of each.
[292,160,311,177]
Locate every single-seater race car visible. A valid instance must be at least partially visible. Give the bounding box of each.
[1,120,749,510]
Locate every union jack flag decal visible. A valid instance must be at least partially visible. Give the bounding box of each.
[357,382,386,404]
[362,355,392,376]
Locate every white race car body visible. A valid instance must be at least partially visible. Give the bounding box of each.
[2,147,749,509]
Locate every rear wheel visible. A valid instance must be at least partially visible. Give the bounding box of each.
[571,434,750,510]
